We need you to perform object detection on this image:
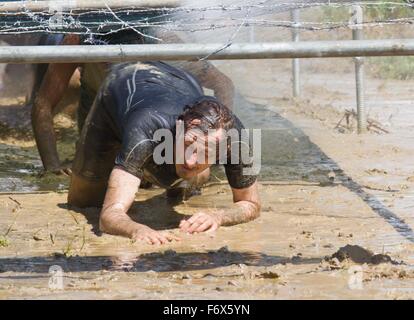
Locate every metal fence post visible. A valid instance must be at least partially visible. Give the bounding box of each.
[351,5,367,134]
[249,25,255,43]
[291,9,301,98]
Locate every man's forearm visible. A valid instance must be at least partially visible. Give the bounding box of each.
[216,201,260,227]
[99,205,140,239]
[99,168,143,239]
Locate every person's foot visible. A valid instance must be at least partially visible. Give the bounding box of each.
[40,166,72,177]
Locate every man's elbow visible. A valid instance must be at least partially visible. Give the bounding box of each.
[99,214,110,234]
[98,204,126,234]
[251,201,261,221]
[241,200,261,223]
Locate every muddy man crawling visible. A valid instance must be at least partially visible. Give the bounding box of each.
[32,30,235,175]
[67,61,261,245]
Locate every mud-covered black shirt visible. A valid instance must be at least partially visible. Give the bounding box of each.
[76,61,257,189]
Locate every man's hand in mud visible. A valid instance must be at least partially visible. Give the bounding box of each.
[132,225,180,245]
[179,212,221,234]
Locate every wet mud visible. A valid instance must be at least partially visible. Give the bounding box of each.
[1,181,414,299]
[327,245,399,265]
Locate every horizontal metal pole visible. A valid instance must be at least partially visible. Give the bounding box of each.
[0,39,414,64]
[0,0,180,12]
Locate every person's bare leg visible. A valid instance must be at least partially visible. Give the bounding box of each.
[31,35,80,174]
[68,173,108,208]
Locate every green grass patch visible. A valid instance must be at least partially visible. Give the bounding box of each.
[369,56,414,80]
[320,0,413,23]
[0,237,9,247]
[364,0,413,21]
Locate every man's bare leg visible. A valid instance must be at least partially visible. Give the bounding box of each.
[31,35,80,174]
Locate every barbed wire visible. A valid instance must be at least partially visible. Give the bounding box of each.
[0,1,412,38]
[1,1,413,14]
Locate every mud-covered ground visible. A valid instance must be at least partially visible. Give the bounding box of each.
[1,20,414,299]
[1,181,414,300]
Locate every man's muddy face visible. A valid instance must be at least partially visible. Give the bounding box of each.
[175,124,225,181]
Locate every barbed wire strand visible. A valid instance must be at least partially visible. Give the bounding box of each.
[0,2,412,39]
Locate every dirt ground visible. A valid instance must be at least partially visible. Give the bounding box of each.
[1,20,414,299]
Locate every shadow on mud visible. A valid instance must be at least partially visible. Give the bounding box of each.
[0,248,323,274]
[60,191,189,236]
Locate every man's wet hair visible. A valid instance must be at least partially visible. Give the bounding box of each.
[179,96,251,165]
[179,96,234,133]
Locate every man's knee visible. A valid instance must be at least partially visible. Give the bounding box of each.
[68,173,107,208]
[196,167,210,186]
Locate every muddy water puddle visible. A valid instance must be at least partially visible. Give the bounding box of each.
[0,143,70,192]
[0,144,41,192]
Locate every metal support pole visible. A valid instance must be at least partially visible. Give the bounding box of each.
[291,9,301,98]
[249,26,256,43]
[351,5,367,134]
